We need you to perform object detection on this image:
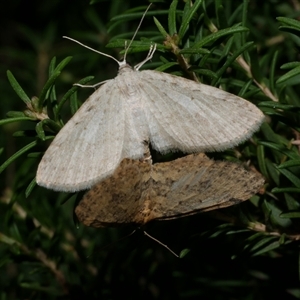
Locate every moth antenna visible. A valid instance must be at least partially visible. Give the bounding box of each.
[122,3,152,63]
[143,231,179,258]
[63,4,152,67]
[62,36,121,66]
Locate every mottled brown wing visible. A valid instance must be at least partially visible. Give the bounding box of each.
[76,153,264,227]
[146,153,264,221]
[75,158,151,227]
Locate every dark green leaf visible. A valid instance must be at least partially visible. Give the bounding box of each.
[178,0,204,39]
[179,248,190,258]
[258,101,296,110]
[179,48,210,54]
[153,16,169,38]
[277,17,300,32]
[25,177,37,198]
[258,141,298,160]
[280,212,300,218]
[0,117,36,126]
[6,111,26,118]
[168,0,178,36]
[56,76,94,116]
[276,66,300,85]
[7,71,31,105]
[277,160,300,169]
[0,138,51,175]
[280,62,300,69]
[191,26,248,49]
[276,168,300,188]
[155,62,179,72]
[272,187,300,193]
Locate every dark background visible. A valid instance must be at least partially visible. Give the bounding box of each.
[0,0,300,299]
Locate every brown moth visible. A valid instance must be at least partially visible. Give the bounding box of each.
[75,153,264,227]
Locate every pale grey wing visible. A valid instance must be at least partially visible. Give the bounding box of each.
[113,70,150,160]
[36,80,127,192]
[148,153,264,221]
[75,158,151,227]
[139,70,264,153]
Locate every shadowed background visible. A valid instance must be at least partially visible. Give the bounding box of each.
[0,0,300,299]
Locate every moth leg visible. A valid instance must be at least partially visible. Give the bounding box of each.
[134,44,157,71]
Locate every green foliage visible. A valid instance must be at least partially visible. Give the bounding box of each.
[0,0,300,298]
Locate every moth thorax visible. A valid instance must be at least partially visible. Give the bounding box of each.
[118,64,133,75]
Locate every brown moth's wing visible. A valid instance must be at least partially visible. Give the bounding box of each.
[75,158,151,227]
[76,153,264,227]
[147,153,264,221]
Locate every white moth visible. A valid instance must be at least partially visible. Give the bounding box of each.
[37,17,264,192]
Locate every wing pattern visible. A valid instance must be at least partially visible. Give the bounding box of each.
[75,153,264,227]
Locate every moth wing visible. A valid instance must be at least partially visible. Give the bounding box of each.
[37,80,127,192]
[149,153,264,220]
[139,70,264,153]
[75,158,151,227]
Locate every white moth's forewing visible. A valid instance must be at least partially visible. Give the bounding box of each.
[37,65,148,192]
[37,81,122,191]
